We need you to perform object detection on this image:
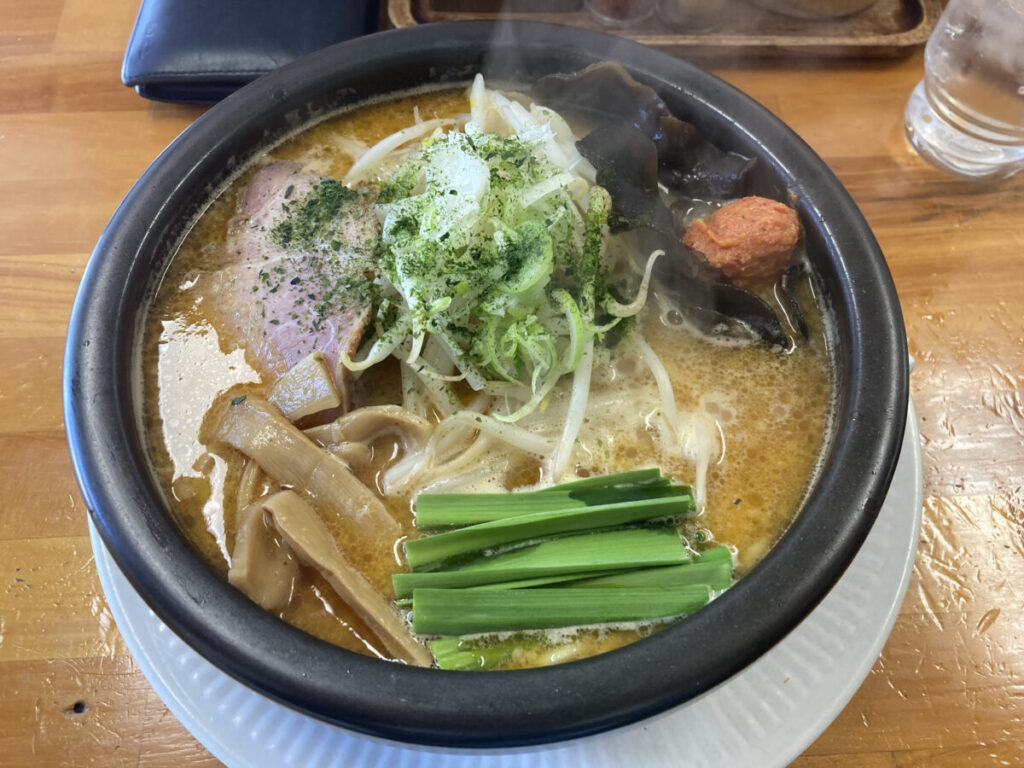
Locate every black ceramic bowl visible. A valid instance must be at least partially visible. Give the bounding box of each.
[64,21,907,748]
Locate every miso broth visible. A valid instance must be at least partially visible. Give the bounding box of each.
[141,80,833,668]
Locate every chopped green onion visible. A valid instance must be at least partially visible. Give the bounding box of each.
[535,468,663,493]
[566,560,732,591]
[415,483,689,528]
[394,572,614,605]
[466,572,610,590]
[429,636,520,671]
[415,491,589,528]
[695,545,733,564]
[394,528,688,597]
[404,495,695,571]
[411,585,711,635]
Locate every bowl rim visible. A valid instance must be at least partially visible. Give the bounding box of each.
[64,20,908,748]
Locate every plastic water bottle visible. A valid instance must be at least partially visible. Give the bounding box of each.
[904,0,1024,180]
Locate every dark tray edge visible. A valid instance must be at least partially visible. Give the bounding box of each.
[388,0,941,57]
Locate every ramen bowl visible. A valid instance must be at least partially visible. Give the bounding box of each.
[63,21,907,748]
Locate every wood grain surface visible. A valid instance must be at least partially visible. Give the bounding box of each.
[2,0,1023,765]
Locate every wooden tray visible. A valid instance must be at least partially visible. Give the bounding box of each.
[387,0,941,58]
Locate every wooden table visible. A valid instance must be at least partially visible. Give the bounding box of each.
[2,1,1023,765]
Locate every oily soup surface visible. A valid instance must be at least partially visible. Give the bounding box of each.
[142,88,833,665]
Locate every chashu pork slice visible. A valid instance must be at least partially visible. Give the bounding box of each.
[210,160,379,409]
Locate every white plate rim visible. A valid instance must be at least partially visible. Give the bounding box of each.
[90,401,922,768]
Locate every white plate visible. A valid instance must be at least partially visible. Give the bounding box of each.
[91,402,921,768]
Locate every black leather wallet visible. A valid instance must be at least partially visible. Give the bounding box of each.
[121,0,380,103]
